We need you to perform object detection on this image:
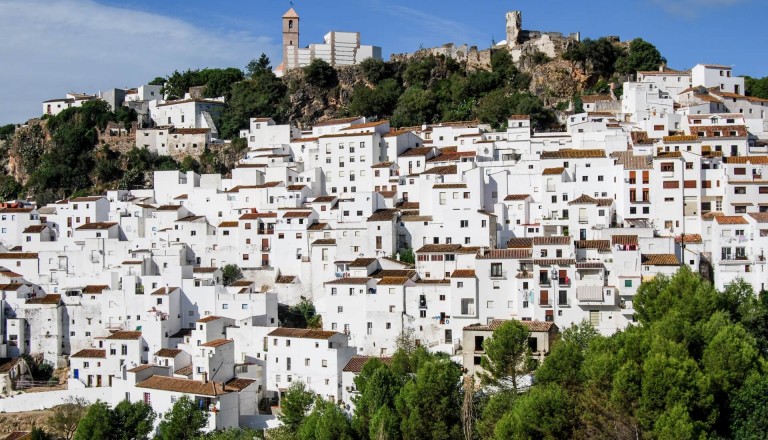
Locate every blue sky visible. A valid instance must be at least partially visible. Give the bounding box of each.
[1,0,766,124]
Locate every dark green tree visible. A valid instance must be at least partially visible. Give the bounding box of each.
[297,398,355,440]
[304,59,338,89]
[73,401,114,440]
[494,383,574,440]
[731,372,768,439]
[478,320,533,391]
[391,87,438,127]
[615,38,666,75]
[111,400,156,440]
[280,381,315,432]
[396,358,463,440]
[744,75,768,99]
[246,54,272,77]
[221,264,243,285]
[156,395,208,440]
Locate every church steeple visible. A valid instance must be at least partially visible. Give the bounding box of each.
[282,8,300,70]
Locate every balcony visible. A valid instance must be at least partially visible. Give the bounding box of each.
[557,278,571,288]
[538,299,552,307]
[719,255,750,265]
[261,246,271,251]
[539,278,551,287]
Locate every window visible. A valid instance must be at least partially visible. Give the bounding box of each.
[490,263,503,277]
[624,279,633,288]
[660,162,675,172]
[321,360,328,368]
[460,220,468,228]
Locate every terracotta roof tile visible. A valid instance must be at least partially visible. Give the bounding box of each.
[23,225,47,233]
[541,149,605,159]
[715,215,748,225]
[201,339,232,348]
[675,234,703,244]
[268,328,339,340]
[641,254,680,266]
[224,378,257,392]
[611,235,638,246]
[574,240,611,251]
[533,236,571,246]
[507,238,534,248]
[416,244,462,253]
[504,194,530,201]
[26,294,60,305]
[433,183,467,189]
[71,349,106,358]
[325,277,372,285]
[342,355,393,372]
[136,375,227,396]
[367,209,398,222]
[477,249,532,259]
[276,275,296,284]
[155,348,182,357]
[312,239,336,245]
[451,269,476,278]
[82,285,109,294]
[107,331,142,340]
[376,277,410,285]
[542,167,565,175]
[197,316,222,323]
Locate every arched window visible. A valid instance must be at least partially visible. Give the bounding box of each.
[288,20,293,29]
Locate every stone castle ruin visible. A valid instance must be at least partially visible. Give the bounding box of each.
[391,11,583,69]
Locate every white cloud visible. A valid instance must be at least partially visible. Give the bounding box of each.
[0,0,279,124]
[652,0,747,18]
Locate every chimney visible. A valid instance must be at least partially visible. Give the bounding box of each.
[202,371,208,383]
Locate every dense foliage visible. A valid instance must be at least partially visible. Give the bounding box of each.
[745,75,768,99]
[73,400,155,440]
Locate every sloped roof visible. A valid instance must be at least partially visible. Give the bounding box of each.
[136,375,228,396]
[641,254,680,266]
[342,356,393,372]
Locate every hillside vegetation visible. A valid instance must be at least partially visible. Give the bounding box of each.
[4,37,768,206]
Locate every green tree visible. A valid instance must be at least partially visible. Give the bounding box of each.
[399,248,415,265]
[731,372,768,439]
[111,400,156,440]
[396,358,463,440]
[289,296,321,329]
[615,38,666,75]
[221,264,243,285]
[304,59,338,89]
[494,383,574,440]
[156,395,208,440]
[298,398,355,440]
[73,401,114,440]
[49,397,89,440]
[280,381,315,432]
[246,54,272,77]
[478,320,533,391]
[218,71,287,139]
[391,87,438,127]
[403,57,437,88]
[0,123,15,140]
[360,58,394,85]
[744,75,768,99]
[476,390,516,440]
[563,38,624,79]
[352,358,402,438]
[349,79,402,119]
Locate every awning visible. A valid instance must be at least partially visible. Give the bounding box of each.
[576,286,604,301]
